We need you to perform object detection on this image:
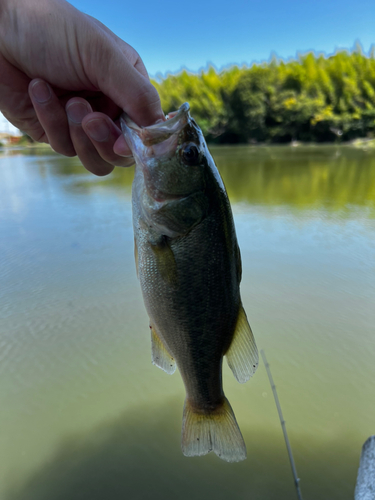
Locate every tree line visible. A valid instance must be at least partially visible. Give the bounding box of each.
[153,47,375,143]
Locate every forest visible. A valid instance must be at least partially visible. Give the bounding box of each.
[153,47,375,143]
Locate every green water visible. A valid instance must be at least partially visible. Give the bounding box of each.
[1,145,374,500]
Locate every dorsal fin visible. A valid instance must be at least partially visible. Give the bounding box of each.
[150,325,176,375]
[225,304,258,383]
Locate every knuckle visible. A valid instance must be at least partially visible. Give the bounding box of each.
[30,128,48,143]
[11,114,47,143]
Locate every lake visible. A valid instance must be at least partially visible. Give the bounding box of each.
[1,144,374,500]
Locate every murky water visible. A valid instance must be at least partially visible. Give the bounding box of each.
[1,145,374,500]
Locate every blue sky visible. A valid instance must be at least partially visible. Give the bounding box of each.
[70,0,375,77]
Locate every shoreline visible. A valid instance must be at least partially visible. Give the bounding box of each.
[1,137,375,155]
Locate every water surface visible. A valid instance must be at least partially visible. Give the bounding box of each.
[1,145,374,500]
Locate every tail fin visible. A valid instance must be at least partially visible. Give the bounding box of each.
[181,397,246,463]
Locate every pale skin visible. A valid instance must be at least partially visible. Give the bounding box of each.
[0,0,165,175]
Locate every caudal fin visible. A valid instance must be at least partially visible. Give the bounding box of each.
[181,397,246,463]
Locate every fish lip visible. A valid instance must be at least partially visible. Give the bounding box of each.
[120,103,190,158]
[140,102,190,144]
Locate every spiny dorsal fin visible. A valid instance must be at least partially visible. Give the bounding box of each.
[150,325,176,375]
[225,304,258,383]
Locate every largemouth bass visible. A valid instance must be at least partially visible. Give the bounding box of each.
[121,103,258,462]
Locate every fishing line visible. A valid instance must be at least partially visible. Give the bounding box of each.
[261,350,303,500]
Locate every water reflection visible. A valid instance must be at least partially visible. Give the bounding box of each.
[6,401,358,500]
[46,144,375,215]
[214,145,375,212]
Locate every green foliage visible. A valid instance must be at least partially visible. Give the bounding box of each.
[152,48,375,143]
[153,66,229,138]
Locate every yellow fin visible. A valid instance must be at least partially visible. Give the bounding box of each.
[150,236,178,287]
[150,325,176,375]
[225,304,258,383]
[181,397,246,462]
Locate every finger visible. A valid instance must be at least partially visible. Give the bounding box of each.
[0,53,45,142]
[112,115,134,157]
[133,55,149,80]
[87,41,165,127]
[87,15,150,81]
[81,93,121,120]
[113,135,133,157]
[29,79,76,156]
[66,98,114,176]
[81,112,134,167]
[116,42,150,81]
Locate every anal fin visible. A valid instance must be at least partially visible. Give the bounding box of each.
[150,325,176,375]
[225,304,258,383]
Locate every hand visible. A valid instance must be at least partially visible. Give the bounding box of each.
[0,0,164,175]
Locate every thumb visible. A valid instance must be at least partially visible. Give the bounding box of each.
[89,41,164,127]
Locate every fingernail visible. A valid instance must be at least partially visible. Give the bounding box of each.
[85,118,110,142]
[31,80,51,103]
[66,102,90,125]
[113,137,133,157]
[114,146,133,158]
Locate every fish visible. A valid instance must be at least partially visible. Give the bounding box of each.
[121,103,258,462]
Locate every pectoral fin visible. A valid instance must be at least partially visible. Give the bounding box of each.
[149,235,178,287]
[225,304,258,383]
[150,325,176,374]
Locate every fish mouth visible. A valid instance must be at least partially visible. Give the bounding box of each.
[121,103,190,162]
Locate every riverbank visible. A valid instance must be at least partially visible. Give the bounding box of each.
[1,137,375,157]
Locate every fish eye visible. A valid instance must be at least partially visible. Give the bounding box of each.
[181,143,200,165]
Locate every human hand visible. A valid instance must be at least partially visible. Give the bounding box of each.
[0,0,164,175]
